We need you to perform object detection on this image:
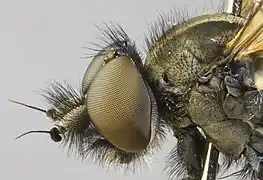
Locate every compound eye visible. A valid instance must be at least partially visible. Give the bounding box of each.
[49,127,62,142]
[86,55,153,153]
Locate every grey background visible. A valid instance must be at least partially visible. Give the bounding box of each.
[0,0,237,179]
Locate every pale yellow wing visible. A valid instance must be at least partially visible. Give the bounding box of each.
[226,0,263,89]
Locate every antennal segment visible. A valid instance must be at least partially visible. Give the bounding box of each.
[8,99,46,113]
[15,127,62,142]
[15,130,51,140]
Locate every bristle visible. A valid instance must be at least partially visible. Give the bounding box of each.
[40,81,84,120]
[165,141,187,179]
[85,23,144,70]
[219,154,237,173]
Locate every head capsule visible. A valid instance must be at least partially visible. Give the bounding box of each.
[11,25,166,168]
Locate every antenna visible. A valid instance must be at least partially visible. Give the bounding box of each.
[15,130,51,140]
[15,127,62,142]
[9,99,46,113]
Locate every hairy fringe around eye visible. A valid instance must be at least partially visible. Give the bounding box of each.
[40,25,169,173]
[82,23,168,172]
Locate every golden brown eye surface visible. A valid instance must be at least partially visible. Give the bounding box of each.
[86,55,152,153]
